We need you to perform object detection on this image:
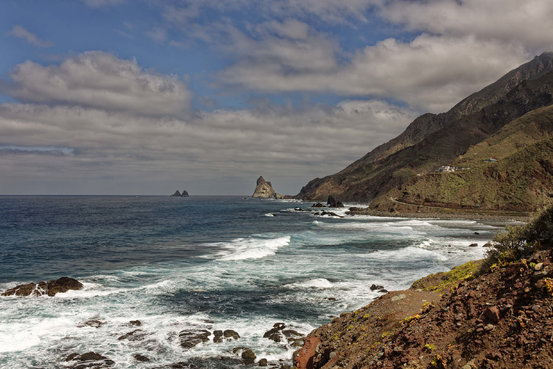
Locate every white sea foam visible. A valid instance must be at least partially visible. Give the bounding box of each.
[265,213,275,217]
[212,235,291,261]
[285,278,334,289]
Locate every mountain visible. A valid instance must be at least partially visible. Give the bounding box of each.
[297,52,553,214]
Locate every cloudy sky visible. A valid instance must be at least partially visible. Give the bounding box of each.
[1,0,552,195]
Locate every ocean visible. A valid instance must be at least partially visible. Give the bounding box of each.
[0,196,501,368]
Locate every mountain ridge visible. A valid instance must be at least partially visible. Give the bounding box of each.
[297,52,553,213]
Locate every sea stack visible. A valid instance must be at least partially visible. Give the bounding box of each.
[171,190,190,197]
[252,176,282,199]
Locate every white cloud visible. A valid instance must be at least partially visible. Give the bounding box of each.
[10,25,52,48]
[0,99,415,194]
[377,0,553,51]
[218,29,528,112]
[4,51,191,117]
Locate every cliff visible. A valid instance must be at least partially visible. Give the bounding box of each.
[252,176,282,199]
[298,52,553,215]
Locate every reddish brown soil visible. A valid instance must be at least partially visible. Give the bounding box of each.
[295,250,553,369]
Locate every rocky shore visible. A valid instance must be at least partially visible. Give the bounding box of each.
[294,206,553,369]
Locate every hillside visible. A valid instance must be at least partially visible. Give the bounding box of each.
[295,206,553,369]
[297,53,553,213]
[370,104,553,214]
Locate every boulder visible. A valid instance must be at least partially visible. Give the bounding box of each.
[2,277,83,297]
[65,352,114,368]
[252,176,283,199]
[326,195,344,208]
[179,329,211,349]
[258,358,268,366]
[232,347,257,364]
[224,329,240,340]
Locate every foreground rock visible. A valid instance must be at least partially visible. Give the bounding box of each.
[294,289,439,369]
[252,176,283,199]
[2,277,83,297]
[294,249,553,369]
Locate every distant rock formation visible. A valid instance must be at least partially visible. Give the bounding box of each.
[171,190,190,197]
[326,195,344,208]
[252,176,282,199]
[2,277,83,297]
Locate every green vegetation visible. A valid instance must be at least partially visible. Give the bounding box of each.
[484,205,553,268]
[411,260,481,293]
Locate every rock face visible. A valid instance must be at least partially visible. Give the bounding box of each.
[2,277,83,297]
[252,176,282,199]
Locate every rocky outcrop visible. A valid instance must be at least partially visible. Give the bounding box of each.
[252,176,282,199]
[171,190,190,197]
[65,352,114,368]
[326,195,344,208]
[294,249,553,369]
[2,277,83,297]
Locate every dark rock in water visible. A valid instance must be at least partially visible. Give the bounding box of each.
[179,329,211,349]
[326,195,344,208]
[128,320,142,327]
[65,352,114,368]
[242,349,256,364]
[213,330,224,343]
[469,243,478,247]
[379,288,388,293]
[258,358,268,366]
[312,203,324,208]
[2,277,83,297]
[118,329,146,341]
[267,332,282,342]
[224,329,240,340]
[171,190,190,197]
[78,319,104,328]
[320,210,339,217]
[370,284,385,291]
[213,329,239,343]
[133,353,150,362]
[282,330,302,338]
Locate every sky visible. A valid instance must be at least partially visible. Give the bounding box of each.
[1,0,553,195]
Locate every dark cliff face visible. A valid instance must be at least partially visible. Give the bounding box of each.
[297,53,553,205]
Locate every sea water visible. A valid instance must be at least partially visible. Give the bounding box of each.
[0,196,502,368]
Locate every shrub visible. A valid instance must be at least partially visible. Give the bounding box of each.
[483,205,553,270]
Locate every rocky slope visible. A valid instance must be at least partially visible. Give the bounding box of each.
[252,176,283,199]
[297,53,553,214]
[369,104,553,214]
[295,207,553,369]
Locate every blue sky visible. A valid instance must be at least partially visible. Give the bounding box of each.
[1,0,552,195]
